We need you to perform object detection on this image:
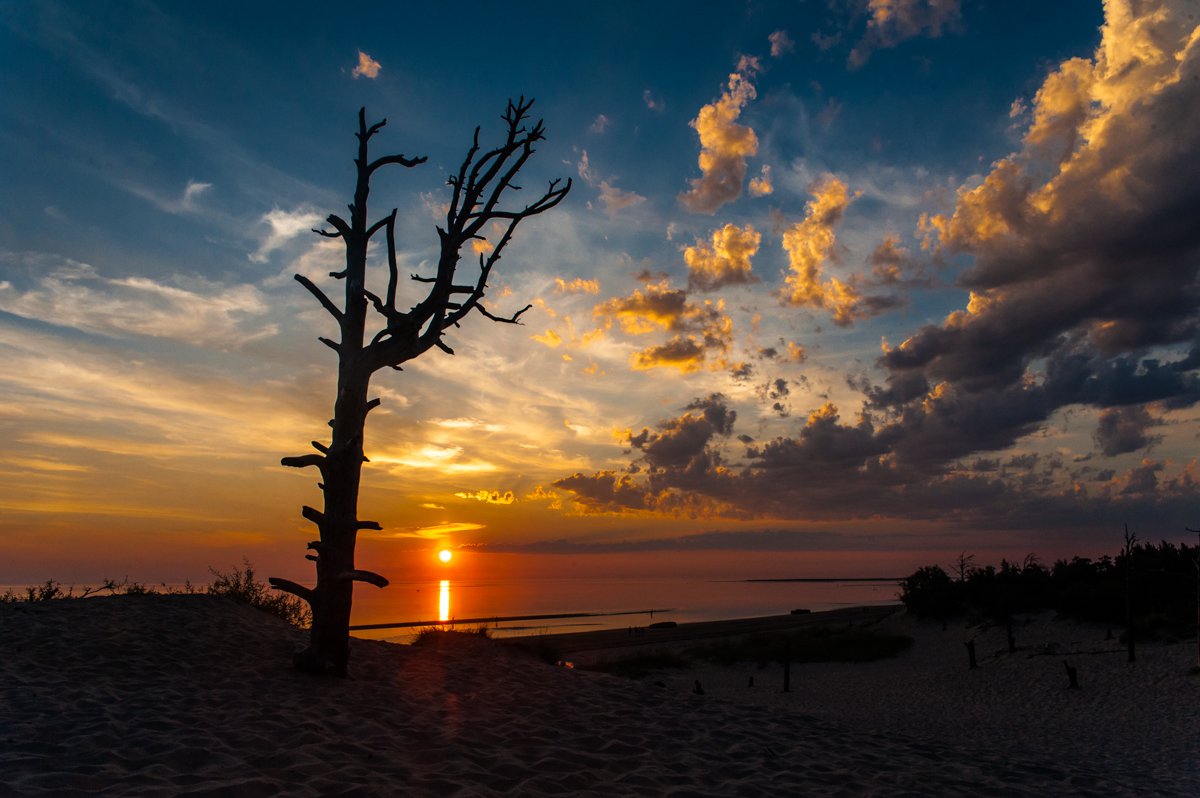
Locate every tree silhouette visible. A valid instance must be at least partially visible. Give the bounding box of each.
[269,99,570,675]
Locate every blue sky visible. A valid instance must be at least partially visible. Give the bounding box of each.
[2,0,1198,583]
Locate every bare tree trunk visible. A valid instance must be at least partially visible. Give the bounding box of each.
[269,102,569,675]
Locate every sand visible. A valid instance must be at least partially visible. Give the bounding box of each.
[1,595,1197,796]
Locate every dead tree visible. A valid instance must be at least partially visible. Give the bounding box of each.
[269,99,570,675]
[1123,524,1136,664]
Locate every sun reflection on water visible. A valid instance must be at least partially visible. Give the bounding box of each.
[438,579,450,624]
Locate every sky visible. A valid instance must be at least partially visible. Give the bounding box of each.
[2,0,1199,586]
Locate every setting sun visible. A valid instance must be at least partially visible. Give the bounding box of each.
[438,549,453,564]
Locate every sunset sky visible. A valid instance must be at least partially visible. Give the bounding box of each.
[2,0,1198,586]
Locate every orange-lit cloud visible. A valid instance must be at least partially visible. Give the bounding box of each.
[555,277,600,295]
[684,223,761,292]
[454,489,516,504]
[679,62,760,214]
[594,281,734,372]
[748,165,773,197]
[780,177,866,325]
[352,50,381,79]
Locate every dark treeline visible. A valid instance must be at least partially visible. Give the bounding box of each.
[900,540,1199,639]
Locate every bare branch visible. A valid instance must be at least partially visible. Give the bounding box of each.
[294,275,344,322]
[310,440,330,454]
[356,520,382,531]
[281,454,326,470]
[368,153,428,174]
[268,577,314,604]
[435,339,455,355]
[313,228,342,239]
[318,337,340,353]
[477,303,533,324]
[301,505,326,526]
[411,273,436,283]
[337,570,389,588]
[324,214,352,238]
[384,209,400,309]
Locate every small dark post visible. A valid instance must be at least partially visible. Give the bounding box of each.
[965,639,977,669]
[747,675,754,688]
[782,639,792,693]
[693,679,705,695]
[1064,660,1079,689]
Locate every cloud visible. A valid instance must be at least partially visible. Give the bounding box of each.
[590,114,611,134]
[554,277,600,295]
[0,253,276,348]
[454,489,516,504]
[684,223,762,292]
[598,182,647,215]
[352,50,381,79]
[769,30,796,58]
[748,165,773,198]
[1094,405,1162,457]
[577,150,647,215]
[181,180,211,211]
[678,63,760,214]
[643,89,665,112]
[250,207,323,263]
[895,0,1200,400]
[849,0,962,69]
[594,280,735,373]
[779,177,870,325]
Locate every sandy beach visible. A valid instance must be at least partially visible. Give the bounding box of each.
[2,595,1197,796]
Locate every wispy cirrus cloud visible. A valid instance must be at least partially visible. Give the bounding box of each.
[0,253,276,347]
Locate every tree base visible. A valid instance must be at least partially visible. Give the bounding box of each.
[292,645,347,677]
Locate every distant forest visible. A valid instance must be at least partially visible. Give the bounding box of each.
[900,539,1199,639]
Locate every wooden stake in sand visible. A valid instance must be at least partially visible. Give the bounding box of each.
[269,101,571,676]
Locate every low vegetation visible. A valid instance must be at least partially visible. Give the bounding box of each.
[1,561,310,629]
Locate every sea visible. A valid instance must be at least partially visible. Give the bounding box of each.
[349,576,903,643]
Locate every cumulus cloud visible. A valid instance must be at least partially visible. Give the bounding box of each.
[678,63,760,214]
[352,50,381,79]
[780,177,900,325]
[684,223,762,292]
[849,0,962,69]
[594,280,734,373]
[748,165,774,197]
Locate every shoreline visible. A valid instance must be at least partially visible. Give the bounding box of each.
[2,594,1196,795]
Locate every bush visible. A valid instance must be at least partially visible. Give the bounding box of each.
[207,561,310,629]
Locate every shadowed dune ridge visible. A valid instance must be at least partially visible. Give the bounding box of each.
[0,594,1195,796]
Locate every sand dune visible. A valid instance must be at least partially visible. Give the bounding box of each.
[1,595,1196,795]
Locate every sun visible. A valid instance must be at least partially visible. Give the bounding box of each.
[438,549,453,564]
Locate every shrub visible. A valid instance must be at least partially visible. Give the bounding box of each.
[207,560,310,629]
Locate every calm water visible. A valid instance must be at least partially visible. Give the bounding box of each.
[350,577,902,642]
